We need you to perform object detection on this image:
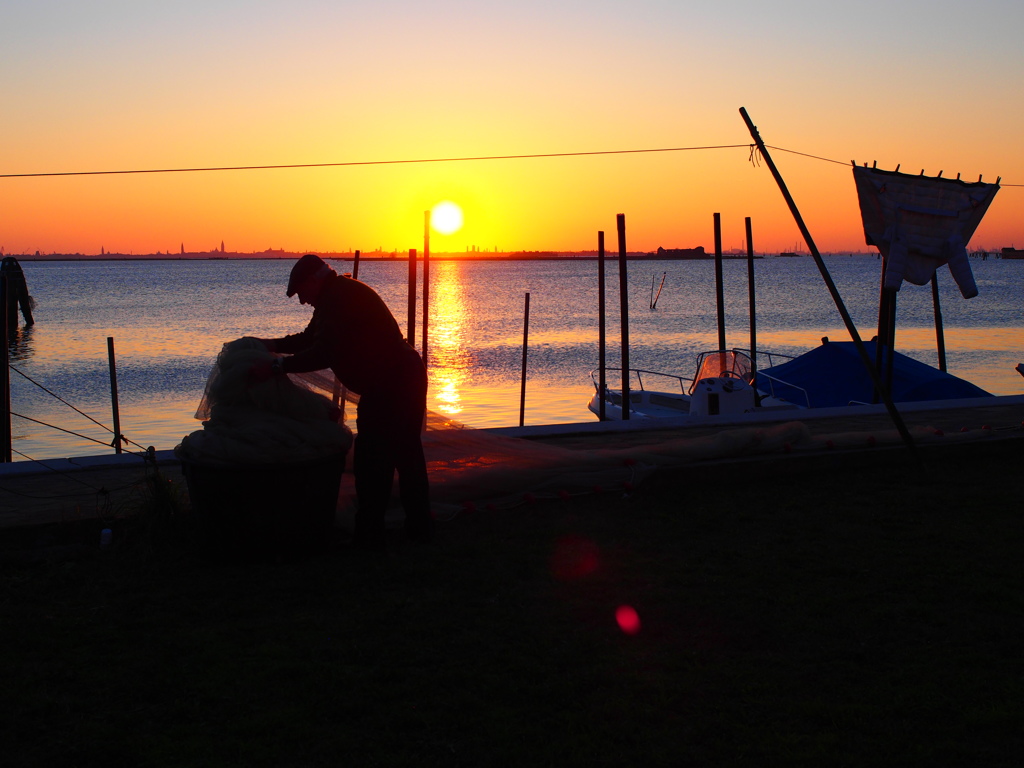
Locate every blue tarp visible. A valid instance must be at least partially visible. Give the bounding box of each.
[755,341,992,409]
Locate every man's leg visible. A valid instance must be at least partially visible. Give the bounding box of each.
[352,399,393,549]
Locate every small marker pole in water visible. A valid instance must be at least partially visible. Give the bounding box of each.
[519,292,530,427]
[352,249,360,280]
[107,337,123,454]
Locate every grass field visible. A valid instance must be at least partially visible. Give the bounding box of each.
[2,439,1022,767]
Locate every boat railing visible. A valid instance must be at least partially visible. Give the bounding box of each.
[590,368,694,397]
[732,348,797,370]
[755,371,812,409]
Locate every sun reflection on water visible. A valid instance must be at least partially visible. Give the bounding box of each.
[426,262,473,418]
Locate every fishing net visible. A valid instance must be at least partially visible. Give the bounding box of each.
[177,337,353,465]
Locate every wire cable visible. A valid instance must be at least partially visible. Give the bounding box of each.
[9,364,113,433]
[2,142,1017,184]
[0,144,752,179]
[10,411,148,458]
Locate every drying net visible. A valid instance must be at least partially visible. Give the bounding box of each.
[852,165,999,298]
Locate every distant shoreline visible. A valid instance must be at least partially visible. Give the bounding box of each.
[9,251,882,262]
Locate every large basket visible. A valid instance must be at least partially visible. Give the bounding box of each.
[181,451,346,562]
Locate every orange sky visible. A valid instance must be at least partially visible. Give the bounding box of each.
[3,1,1023,256]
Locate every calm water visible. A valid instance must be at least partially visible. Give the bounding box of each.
[7,256,1024,460]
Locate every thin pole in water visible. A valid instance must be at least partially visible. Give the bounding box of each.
[617,214,630,421]
[745,216,759,403]
[714,212,726,350]
[651,272,666,310]
[422,210,430,368]
[519,292,530,427]
[407,248,417,348]
[739,106,917,457]
[1,274,10,462]
[352,249,360,280]
[107,337,123,454]
[597,230,607,421]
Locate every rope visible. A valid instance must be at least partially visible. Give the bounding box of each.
[10,411,149,458]
[764,144,1021,186]
[7,365,152,454]
[9,364,112,433]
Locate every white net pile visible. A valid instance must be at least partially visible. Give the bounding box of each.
[177,337,353,466]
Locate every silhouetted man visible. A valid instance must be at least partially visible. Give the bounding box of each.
[252,254,432,549]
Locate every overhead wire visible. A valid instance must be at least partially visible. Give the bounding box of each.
[1,142,1018,184]
[0,144,751,179]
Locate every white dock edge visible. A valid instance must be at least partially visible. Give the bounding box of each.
[0,448,180,478]
[2,393,1021,476]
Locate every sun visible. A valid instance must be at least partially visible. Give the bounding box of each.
[430,201,464,235]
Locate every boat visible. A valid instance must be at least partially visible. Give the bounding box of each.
[588,162,1011,425]
[754,339,991,408]
[1000,247,1024,259]
[588,348,797,421]
[588,340,994,422]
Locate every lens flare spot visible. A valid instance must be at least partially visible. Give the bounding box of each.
[616,605,641,635]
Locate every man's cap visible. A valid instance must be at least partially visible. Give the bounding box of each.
[287,254,334,297]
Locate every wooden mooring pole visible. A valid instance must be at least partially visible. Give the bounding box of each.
[352,249,361,280]
[519,292,530,427]
[423,211,430,367]
[407,248,417,347]
[1,274,10,462]
[617,214,630,421]
[931,273,947,372]
[714,212,726,350]
[107,337,123,454]
[745,216,759,403]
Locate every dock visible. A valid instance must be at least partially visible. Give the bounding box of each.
[2,395,1021,533]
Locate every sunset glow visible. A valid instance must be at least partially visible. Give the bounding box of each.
[2,3,1023,255]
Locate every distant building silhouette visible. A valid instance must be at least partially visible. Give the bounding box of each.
[653,246,707,259]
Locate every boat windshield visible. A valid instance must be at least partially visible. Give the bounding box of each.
[690,350,753,393]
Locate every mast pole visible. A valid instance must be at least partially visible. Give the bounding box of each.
[739,107,917,456]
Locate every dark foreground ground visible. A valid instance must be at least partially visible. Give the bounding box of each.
[2,438,1022,767]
